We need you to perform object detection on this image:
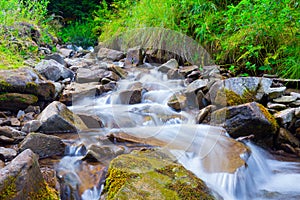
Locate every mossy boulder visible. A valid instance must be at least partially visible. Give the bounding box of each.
[0,149,58,200]
[0,67,55,101]
[209,77,273,106]
[103,149,215,200]
[0,93,38,112]
[211,102,279,143]
[37,101,88,133]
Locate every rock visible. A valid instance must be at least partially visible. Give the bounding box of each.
[108,64,128,79]
[53,82,64,98]
[295,107,300,118]
[290,92,300,99]
[0,160,4,169]
[97,47,125,61]
[19,132,66,158]
[76,68,105,83]
[82,144,124,164]
[37,101,87,133]
[201,65,221,79]
[167,93,187,111]
[21,120,42,133]
[273,96,297,104]
[0,147,17,162]
[0,93,38,112]
[59,82,100,105]
[0,126,23,138]
[209,77,273,106]
[0,67,55,101]
[179,65,199,76]
[9,117,21,127]
[196,105,217,124]
[44,53,66,66]
[167,69,184,79]
[59,48,73,58]
[125,47,143,66]
[77,113,104,129]
[17,110,25,119]
[290,100,300,107]
[276,128,300,148]
[274,108,295,126]
[211,102,278,141]
[280,143,296,154]
[24,105,41,114]
[267,103,287,110]
[296,128,300,139]
[186,79,208,94]
[158,59,179,73]
[295,120,300,129]
[103,149,215,200]
[267,87,286,99]
[0,135,14,144]
[117,89,142,104]
[0,149,58,199]
[35,59,75,81]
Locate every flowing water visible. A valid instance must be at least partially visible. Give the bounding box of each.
[56,65,300,200]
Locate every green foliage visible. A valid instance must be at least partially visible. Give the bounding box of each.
[94,0,300,79]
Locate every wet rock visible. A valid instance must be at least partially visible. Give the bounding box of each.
[276,128,300,148]
[267,87,286,99]
[97,47,125,61]
[0,93,38,112]
[211,102,278,141]
[103,149,215,200]
[179,65,199,77]
[118,89,142,104]
[44,53,66,66]
[158,59,179,73]
[59,82,100,105]
[125,47,143,66]
[0,147,17,162]
[0,149,58,199]
[280,143,296,154]
[77,113,104,129]
[35,59,75,81]
[82,144,124,164]
[167,93,187,111]
[196,105,217,124]
[108,64,128,79]
[101,71,120,82]
[76,68,105,83]
[167,69,184,79]
[273,96,297,104]
[274,108,295,126]
[19,132,66,158]
[0,67,55,101]
[209,77,273,106]
[37,101,87,133]
[186,79,208,94]
[267,103,287,110]
[21,120,42,133]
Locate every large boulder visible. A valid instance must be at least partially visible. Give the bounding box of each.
[0,67,55,101]
[0,93,38,112]
[97,47,125,61]
[103,149,215,200]
[19,132,66,158]
[37,101,88,133]
[35,59,75,81]
[209,77,273,106]
[0,149,58,199]
[211,102,279,141]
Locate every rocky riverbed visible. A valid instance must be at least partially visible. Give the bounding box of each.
[0,45,300,199]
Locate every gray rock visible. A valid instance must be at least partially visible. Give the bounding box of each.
[97,47,125,61]
[77,113,104,129]
[274,108,295,126]
[276,128,300,148]
[209,77,273,106]
[21,120,42,133]
[0,147,17,162]
[44,53,66,66]
[290,100,300,107]
[290,92,300,99]
[0,126,23,138]
[76,68,105,83]
[167,69,184,79]
[267,87,286,99]
[179,65,199,76]
[167,93,187,111]
[295,107,300,118]
[0,67,55,101]
[158,59,179,73]
[267,103,287,110]
[211,102,278,140]
[108,64,128,79]
[0,93,38,112]
[24,105,41,114]
[59,48,73,57]
[0,149,58,199]
[196,105,216,124]
[117,89,142,104]
[201,65,221,78]
[186,79,208,93]
[35,59,75,81]
[19,132,66,158]
[37,101,88,133]
[273,96,297,104]
[125,47,143,66]
[53,82,64,98]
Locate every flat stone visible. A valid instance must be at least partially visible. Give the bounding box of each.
[290,92,300,99]
[97,47,125,61]
[0,147,17,162]
[290,100,300,107]
[76,68,105,83]
[274,108,295,126]
[186,79,208,93]
[273,96,297,104]
[0,126,23,138]
[77,113,104,129]
[0,93,38,112]
[267,87,286,99]
[0,135,14,143]
[267,103,287,110]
